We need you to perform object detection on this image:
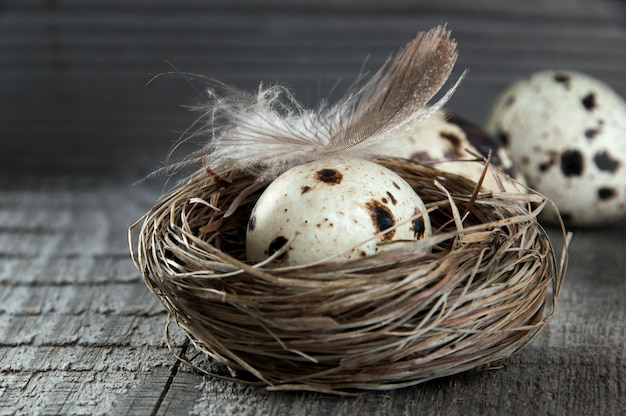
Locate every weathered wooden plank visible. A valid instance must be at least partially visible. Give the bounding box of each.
[0,344,176,374]
[0,157,181,414]
[160,346,623,416]
[0,253,139,286]
[120,366,184,416]
[1,314,144,348]
[1,278,159,317]
[1,368,165,416]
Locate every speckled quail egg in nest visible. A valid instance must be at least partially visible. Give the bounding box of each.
[486,70,626,226]
[246,158,432,266]
[376,109,526,194]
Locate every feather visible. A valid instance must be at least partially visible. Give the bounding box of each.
[188,25,462,180]
[324,26,462,156]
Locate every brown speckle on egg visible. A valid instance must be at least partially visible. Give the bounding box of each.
[539,161,552,173]
[585,128,600,140]
[267,236,289,260]
[593,151,621,173]
[411,214,426,239]
[554,73,571,88]
[582,93,596,111]
[301,185,312,194]
[598,187,617,200]
[366,200,396,240]
[386,191,397,205]
[560,150,584,176]
[539,152,558,173]
[440,132,462,148]
[411,151,433,163]
[440,133,464,159]
[316,168,343,184]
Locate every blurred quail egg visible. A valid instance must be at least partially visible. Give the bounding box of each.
[246,158,431,266]
[376,109,525,193]
[485,70,626,225]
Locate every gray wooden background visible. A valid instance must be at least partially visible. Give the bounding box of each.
[1,1,625,415]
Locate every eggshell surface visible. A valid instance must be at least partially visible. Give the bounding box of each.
[246,158,431,266]
[485,70,626,225]
[376,110,525,193]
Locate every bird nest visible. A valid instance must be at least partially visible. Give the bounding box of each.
[129,158,568,393]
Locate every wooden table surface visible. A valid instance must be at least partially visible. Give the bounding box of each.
[1,1,625,415]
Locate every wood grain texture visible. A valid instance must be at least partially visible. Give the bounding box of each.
[1,0,625,414]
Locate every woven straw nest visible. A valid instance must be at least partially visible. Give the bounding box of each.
[130,158,568,393]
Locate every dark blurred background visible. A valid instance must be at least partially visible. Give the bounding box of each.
[2,0,626,165]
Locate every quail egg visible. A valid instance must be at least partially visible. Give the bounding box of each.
[376,109,526,193]
[246,158,431,266]
[485,70,626,225]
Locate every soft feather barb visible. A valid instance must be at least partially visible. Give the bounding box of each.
[193,26,462,180]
